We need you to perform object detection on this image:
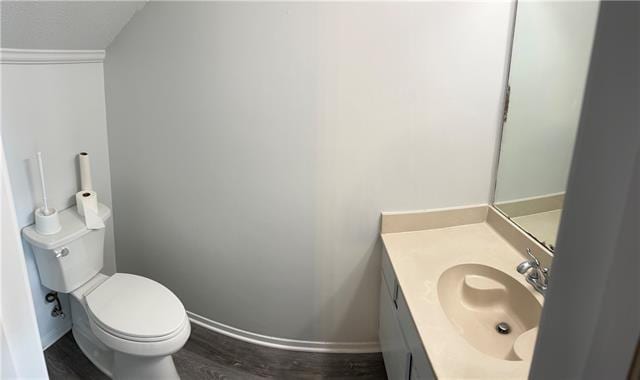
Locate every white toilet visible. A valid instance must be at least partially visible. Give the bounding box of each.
[23,203,190,379]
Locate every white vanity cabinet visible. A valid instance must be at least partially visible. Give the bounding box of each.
[379,248,436,380]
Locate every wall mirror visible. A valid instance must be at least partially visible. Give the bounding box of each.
[493,1,600,252]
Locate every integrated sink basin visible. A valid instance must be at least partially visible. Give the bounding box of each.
[438,263,541,361]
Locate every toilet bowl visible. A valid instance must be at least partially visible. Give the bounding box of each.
[23,204,190,379]
[71,273,190,379]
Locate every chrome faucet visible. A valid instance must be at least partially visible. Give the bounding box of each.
[517,248,550,296]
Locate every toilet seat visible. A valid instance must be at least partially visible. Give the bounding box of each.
[90,314,191,357]
[86,273,187,342]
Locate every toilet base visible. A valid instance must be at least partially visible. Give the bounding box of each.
[73,324,181,379]
[73,324,114,377]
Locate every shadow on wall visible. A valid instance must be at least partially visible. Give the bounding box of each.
[303,237,384,344]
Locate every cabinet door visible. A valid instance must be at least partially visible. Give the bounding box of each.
[379,279,411,380]
[409,362,421,380]
[397,287,436,380]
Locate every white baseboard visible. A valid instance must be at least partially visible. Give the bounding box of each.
[187,311,380,354]
[41,322,72,351]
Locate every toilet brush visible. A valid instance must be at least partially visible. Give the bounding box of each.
[34,152,61,235]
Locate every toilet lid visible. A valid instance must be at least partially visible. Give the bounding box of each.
[86,273,186,339]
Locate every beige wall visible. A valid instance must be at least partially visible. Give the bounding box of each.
[105,2,513,345]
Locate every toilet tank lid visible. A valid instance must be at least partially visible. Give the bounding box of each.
[22,203,111,250]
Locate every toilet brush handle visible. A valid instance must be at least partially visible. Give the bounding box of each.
[36,152,51,215]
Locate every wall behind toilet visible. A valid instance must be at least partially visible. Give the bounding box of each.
[105,2,513,345]
[1,62,117,348]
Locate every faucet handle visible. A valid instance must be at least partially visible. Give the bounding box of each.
[541,267,551,279]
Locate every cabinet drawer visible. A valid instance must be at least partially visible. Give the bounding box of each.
[396,287,436,380]
[381,247,399,305]
[381,247,397,300]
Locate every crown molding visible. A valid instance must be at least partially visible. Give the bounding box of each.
[0,49,105,64]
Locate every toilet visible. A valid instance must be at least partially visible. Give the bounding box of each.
[23,203,190,379]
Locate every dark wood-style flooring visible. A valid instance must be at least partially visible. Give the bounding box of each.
[45,323,387,379]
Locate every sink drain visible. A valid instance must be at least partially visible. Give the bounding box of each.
[496,322,511,335]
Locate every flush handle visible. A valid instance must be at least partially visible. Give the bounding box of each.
[54,247,69,258]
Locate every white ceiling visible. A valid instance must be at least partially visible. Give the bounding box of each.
[1,1,146,50]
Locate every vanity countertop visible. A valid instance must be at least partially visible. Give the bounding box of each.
[381,206,547,379]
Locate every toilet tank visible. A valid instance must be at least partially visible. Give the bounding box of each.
[22,203,111,293]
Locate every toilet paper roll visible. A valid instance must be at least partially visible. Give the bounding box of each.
[76,191,97,216]
[76,191,105,229]
[35,207,61,235]
[78,152,93,191]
